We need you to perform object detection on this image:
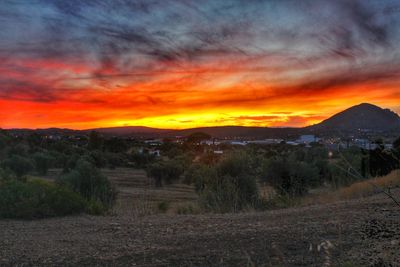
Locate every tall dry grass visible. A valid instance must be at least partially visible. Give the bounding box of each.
[304,170,400,205]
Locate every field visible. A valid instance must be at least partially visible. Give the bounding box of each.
[1,168,399,266]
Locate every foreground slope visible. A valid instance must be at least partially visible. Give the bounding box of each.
[1,189,399,266]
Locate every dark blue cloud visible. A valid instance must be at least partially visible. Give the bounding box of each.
[0,0,399,100]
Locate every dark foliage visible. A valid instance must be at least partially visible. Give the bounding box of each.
[1,155,33,178]
[146,160,184,187]
[0,179,86,219]
[59,159,117,209]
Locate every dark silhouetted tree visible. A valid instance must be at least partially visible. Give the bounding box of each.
[88,131,103,150]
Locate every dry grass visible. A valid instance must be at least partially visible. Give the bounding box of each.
[44,168,198,216]
[304,170,400,205]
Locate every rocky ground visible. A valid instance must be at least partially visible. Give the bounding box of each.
[1,189,399,266]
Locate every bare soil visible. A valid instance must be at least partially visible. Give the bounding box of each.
[1,169,399,266]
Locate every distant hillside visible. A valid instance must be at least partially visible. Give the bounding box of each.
[309,103,400,132]
[173,126,301,139]
[6,103,399,138]
[89,126,301,139]
[87,126,170,137]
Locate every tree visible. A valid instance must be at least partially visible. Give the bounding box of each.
[1,155,33,178]
[146,160,184,187]
[59,159,117,208]
[131,151,155,168]
[262,157,318,197]
[88,131,103,150]
[0,133,10,151]
[103,138,127,153]
[186,132,211,144]
[200,152,259,212]
[33,152,54,175]
[184,163,215,192]
[369,148,399,177]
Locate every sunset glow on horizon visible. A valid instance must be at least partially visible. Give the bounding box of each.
[1,1,400,130]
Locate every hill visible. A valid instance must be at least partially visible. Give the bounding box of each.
[309,103,400,132]
[5,103,399,138]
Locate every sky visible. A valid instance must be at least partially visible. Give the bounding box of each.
[1,0,400,129]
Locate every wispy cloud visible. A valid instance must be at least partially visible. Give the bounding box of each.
[0,0,399,128]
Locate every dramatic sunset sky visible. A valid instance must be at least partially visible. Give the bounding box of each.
[1,0,400,129]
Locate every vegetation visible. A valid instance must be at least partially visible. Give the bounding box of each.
[1,155,33,178]
[146,159,184,187]
[0,178,86,219]
[59,159,117,212]
[262,157,319,197]
[0,129,399,218]
[33,152,54,175]
[303,170,400,205]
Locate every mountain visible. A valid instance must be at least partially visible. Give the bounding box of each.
[173,126,301,138]
[5,103,399,138]
[90,126,301,139]
[87,126,170,137]
[309,103,400,132]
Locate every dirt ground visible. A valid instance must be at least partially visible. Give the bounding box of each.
[1,169,399,266]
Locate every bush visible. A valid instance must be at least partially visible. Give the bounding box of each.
[200,152,259,213]
[262,157,319,197]
[59,159,117,209]
[146,160,184,187]
[33,152,54,175]
[0,167,15,181]
[0,133,10,151]
[1,155,34,178]
[157,201,169,213]
[0,179,86,219]
[176,204,199,215]
[131,152,155,168]
[183,164,215,192]
[86,199,108,215]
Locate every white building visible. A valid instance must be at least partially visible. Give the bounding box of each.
[297,135,317,144]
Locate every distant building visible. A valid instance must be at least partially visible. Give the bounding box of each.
[286,141,299,146]
[229,141,247,146]
[201,139,221,145]
[247,139,283,145]
[297,135,317,144]
[144,139,162,146]
[213,150,224,154]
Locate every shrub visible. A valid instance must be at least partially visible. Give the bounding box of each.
[146,160,184,187]
[200,152,259,213]
[176,204,199,215]
[59,159,117,209]
[157,201,169,213]
[0,133,10,151]
[0,167,15,181]
[131,152,156,168]
[0,179,86,219]
[262,157,319,197]
[303,170,400,206]
[86,199,108,215]
[89,150,108,168]
[1,155,34,178]
[183,164,215,192]
[105,152,127,169]
[33,152,54,175]
[88,131,103,150]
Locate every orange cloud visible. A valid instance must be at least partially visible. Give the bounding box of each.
[1,49,400,129]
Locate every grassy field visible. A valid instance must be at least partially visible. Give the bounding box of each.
[3,168,397,266]
[304,170,400,206]
[45,168,199,216]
